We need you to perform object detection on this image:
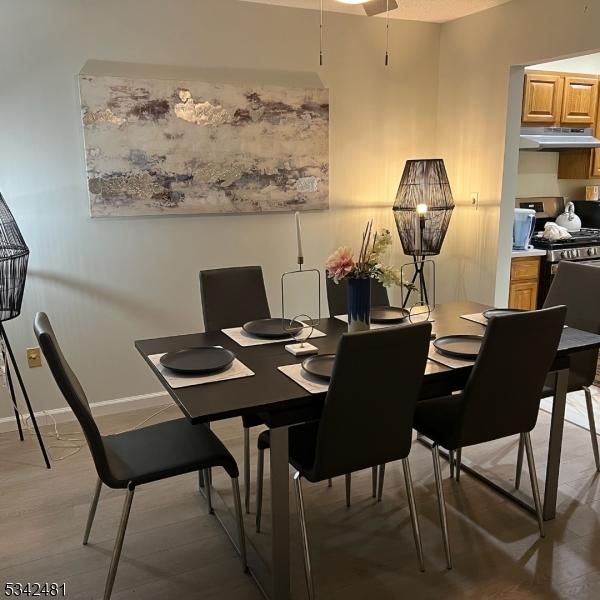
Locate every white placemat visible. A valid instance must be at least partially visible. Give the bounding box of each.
[278,363,329,394]
[427,342,476,369]
[461,312,568,328]
[149,354,254,389]
[460,312,488,326]
[221,326,326,347]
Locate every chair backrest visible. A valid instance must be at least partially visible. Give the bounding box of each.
[455,306,566,448]
[34,312,112,481]
[543,261,600,389]
[199,266,270,331]
[310,322,431,480]
[326,277,390,316]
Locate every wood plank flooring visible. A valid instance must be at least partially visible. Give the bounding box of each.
[2,390,600,599]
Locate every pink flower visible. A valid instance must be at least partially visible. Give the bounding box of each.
[326,246,355,283]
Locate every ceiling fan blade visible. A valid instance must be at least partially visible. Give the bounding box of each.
[363,0,398,17]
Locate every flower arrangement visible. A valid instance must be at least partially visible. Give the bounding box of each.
[325,221,403,288]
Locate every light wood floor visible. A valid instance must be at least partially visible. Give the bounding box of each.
[2,391,600,600]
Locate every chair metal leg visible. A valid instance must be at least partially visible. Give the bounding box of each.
[402,458,425,572]
[449,449,455,479]
[584,386,600,472]
[377,464,385,502]
[328,478,332,488]
[523,432,545,538]
[345,473,351,508]
[103,484,134,600]
[432,444,452,569]
[372,467,377,498]
[455,448,462,482]
[204,469,213,515]
[256,448,264,533]
[294,472,315,600]
[83,478,102,545]
[515,435,525,490]
[244,427,251,514]
[231,477,248,572]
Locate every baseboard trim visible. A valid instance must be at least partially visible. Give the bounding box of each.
[0,391,170,434]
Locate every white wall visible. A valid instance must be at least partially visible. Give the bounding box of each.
[435,0,600,307]
[0,0,440,418]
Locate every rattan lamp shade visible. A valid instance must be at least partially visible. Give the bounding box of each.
[0,192,29,321]
[393,159,454,257]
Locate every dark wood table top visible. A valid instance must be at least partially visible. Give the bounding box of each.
[135,301,600,427]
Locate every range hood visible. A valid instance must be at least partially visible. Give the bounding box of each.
[520,127,600,151]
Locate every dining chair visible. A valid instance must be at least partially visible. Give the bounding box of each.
[255,322,432,596]
[199,266,270,514]
[515,261,600,487]
[34,313,247,600]
[326,276,390,316]
[414,306,567,569]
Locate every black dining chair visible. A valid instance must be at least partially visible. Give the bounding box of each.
[414,306,567,569]
[515,261,600,486]
[34,313,247,600]
[255,322,433,597]
[199,266,270,515]
[326,276,390,316]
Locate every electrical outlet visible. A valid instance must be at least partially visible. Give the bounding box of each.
[26,347,42,368]
[470,192,479,209]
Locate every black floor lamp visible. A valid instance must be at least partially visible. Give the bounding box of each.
[0,192,50,468]
[393,159,455,307]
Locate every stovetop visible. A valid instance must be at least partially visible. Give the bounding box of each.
[531,228,600,249]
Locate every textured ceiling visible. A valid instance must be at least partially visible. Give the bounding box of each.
[240,0,516,23]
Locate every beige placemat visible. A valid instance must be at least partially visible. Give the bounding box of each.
[427,342,476,369]
[222,326,326,347]
[460,312,487,326]
[278,363,329,394]
[149,354,254,389]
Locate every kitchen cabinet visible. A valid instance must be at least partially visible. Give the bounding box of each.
[509,257,540,310]
[561,76,599,125]
[556,74,600,179]
[522,72,563,125]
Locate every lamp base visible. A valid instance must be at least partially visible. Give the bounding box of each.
[401,257,436,309]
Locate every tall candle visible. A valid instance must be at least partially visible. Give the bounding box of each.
[295,211,304,262]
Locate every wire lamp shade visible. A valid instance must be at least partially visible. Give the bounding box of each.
[0,192,29,321]
[393,159,454,257]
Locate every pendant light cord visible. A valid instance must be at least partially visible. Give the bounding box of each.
[385,0,390,66]
[320,0,323,66]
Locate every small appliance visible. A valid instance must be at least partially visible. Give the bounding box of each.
[513,208,536,250]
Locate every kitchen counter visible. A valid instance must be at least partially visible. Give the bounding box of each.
[511,248,547,258]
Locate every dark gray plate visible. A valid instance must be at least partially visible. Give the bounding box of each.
[160,346,235,375]
[483,308,527,319]
[302,354,335,381]
[433,335,484,360]
[370,306,410,324]
[243,318,303,339]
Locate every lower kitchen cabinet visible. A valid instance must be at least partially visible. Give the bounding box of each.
[509,256,541,310]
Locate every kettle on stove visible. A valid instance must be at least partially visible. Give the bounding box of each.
[555,201,582,232]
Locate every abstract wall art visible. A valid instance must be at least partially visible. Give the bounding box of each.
[79,75,329,217]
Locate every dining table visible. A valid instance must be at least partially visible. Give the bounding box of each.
[135,300,600,600]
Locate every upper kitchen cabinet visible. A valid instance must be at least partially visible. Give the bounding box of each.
[561,76,599,125]
[522,72,563,125]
